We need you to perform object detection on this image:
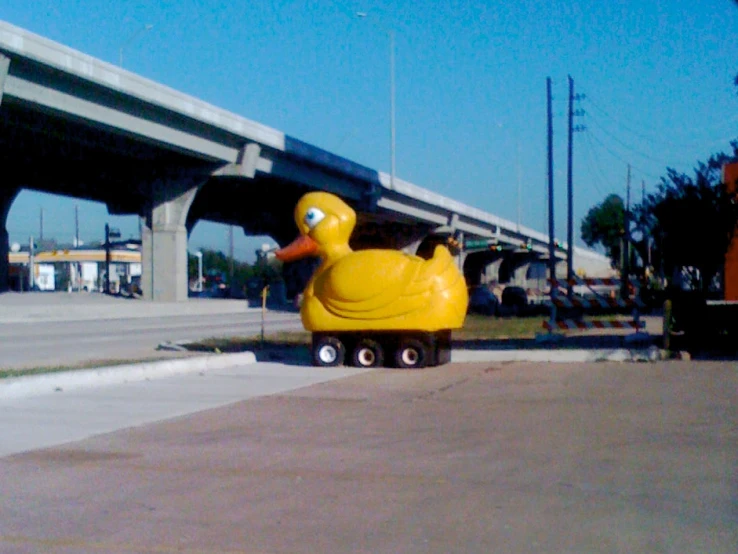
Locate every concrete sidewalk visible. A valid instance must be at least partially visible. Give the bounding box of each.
[0,359,371,457]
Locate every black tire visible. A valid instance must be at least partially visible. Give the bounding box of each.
[312,335,345,367]
[394,338,427,369]
[351,339,384,368]
[435,331,451,365]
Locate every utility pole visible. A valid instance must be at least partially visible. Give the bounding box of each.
[74,204,80,290]
[105,223,111,295]
[565,75,586,297]
[546,77,555,284]
[103,224,121,294]
[566,76,574,296]
[642,179,651,267]
[622,164,632,299]
[39,208,44,243]
[29,236,35,291]
[75,204,80,247]
[516,140,522,232]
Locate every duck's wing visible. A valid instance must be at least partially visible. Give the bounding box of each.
[316,250,430,320]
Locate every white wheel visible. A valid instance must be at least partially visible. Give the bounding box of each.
[312,336,345,367]
[357,348,375,366]
[351,339,384,368]
[401,348,419,366]
[394,338,427,369]
[318,344,339,364]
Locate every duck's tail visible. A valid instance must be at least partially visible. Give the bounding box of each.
[417,244,455,281]
[414,245,467,328]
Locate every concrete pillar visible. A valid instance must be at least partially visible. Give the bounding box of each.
[525,260,548,295]
[401,239,424,256]
[0,187,19,293]
[482,258,502,284]
[499,254,539,287]
[512,261,531,287]
[140,177,201,302]
[461,252,502,286]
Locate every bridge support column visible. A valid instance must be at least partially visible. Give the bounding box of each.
[140,178,201,302]
[0,187,19,294]
[511,262,531,287]
[401,239,424,256]
[482,259,503,284]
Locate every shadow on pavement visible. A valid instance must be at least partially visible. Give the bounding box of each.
[184,341,313,366]
[454,332,660,351]
[182,331,668,368]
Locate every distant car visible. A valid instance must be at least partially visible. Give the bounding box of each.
[467,286,500,316]
[501,286,528,316]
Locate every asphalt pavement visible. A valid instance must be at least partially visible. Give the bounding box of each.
[0,292,282,368]
[1,359,736,553]
[0,290,262,323]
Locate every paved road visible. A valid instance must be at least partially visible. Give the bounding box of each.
[0,359,735,553]
[0,292,302,370]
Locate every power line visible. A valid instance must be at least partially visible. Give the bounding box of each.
[586,130,664,181]
[581,130,619,196]
[586,115,682,167]
[585,94,738,150]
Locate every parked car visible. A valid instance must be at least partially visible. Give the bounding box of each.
[501,286,528,316]
[467,286,500,316]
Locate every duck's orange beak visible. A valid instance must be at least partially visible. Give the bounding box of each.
[275,235,319,262]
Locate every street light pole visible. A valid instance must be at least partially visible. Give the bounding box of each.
[195,251,203,292]
[389,28,396,190]
[119,24,154,68]
[358,13,396,190]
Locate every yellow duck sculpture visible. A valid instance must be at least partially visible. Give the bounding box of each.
[276,192,468,368]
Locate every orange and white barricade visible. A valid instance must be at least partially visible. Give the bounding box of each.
[543,277,645,335]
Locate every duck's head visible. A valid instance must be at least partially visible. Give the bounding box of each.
[275,192,356,263]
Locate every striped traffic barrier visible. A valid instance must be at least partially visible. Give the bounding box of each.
[543,318,645,331]
[549,277,635,289]
[543,276,645,337]
[547,295,644,309]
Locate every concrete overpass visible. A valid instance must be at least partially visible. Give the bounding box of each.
[0,20,610,301]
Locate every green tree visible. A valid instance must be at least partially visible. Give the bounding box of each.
[637,146,738,292]
[580,193,625,268]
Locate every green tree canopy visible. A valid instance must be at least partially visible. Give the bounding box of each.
[635,146,738,292]
[580,193,625,268]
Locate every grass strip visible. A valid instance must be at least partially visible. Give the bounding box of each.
[187,315,545,353]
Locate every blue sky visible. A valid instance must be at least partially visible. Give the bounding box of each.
[3,0,737,262]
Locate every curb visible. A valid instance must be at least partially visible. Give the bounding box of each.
[0,352,257,400]
[1,346,676,401]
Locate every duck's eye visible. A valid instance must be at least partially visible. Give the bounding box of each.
[303,207,325,229]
